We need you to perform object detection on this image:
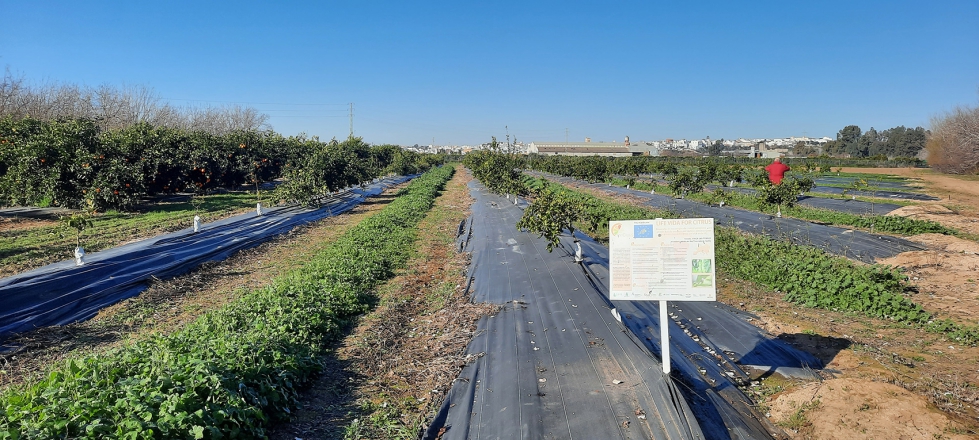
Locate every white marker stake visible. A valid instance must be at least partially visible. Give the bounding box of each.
[74,247,86,266]
[660,299,670,374]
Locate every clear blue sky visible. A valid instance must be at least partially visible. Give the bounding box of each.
[2,1,977,146]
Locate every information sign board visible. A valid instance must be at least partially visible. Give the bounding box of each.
[608,218,716,302]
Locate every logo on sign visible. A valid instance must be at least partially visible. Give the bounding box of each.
[634,224,654,238]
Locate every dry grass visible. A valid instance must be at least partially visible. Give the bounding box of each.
[268,167,496,440]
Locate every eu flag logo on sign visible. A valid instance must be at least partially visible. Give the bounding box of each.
[634,224,654,238]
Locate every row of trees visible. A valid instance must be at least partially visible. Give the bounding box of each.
[821,125,927,159]
[526,154,815,207]
[275,140,439,207]
[463,137,527,196]
[0,69,268,134]
[466,148,816,253]
[0,116,440,211]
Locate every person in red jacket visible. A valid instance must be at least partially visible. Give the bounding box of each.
[764,158,790,185]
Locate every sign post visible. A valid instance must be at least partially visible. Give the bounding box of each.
[608,218,717,374]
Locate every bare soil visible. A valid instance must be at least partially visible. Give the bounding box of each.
[879,234,979,324]
[0,189,404,388]
[719,276,979,439]
[268,167,494,439]
[768,378,973,439]
[0,217,56,233]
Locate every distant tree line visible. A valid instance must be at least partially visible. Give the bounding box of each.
[0,68,268,134]
[821,125,927,159]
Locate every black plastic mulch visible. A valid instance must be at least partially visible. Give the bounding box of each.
[0,177,413,346]
[541,174,925,264]
[425,181,815,439]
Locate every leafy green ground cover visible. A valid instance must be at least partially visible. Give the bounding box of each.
[608,176,918,207]
[0,166,454,439]
[0,192,257,277]
[601,176,959,237]
[685,189,957,236]
[814,171,909,181]
[811,182,917,192]
[796,190,918,207]
[528,176,979,346]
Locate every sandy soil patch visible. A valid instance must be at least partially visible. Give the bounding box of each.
[877,234,979,324]
[768,378,973,439]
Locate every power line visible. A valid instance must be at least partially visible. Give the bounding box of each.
[165,98,347,106]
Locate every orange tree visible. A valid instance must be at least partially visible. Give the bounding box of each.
[0,117,313,210]
[0,117,100,208]
[464,140,527,196]
[0,116,422,211]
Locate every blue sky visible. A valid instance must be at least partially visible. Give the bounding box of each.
[2,1,977,146]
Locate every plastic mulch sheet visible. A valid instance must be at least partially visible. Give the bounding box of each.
[539,173,925,264]
[0,176,414,345]
[425,181,814,439]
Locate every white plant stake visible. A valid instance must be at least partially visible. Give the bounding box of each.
[575,241,583,263]
[74,246,86,266]
[256,202,263,216]
[193,215,201,233]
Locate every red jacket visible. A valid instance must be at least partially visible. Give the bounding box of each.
[764,162,790,184]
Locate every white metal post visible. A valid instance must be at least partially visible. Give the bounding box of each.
[660,299,670,374]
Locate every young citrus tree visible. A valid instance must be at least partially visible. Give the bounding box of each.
[755,175,814,215]
[61,213,90,249]
[516,187,592,252]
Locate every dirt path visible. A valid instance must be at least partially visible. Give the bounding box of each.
[0,189,404,388]
[268,167,493,439]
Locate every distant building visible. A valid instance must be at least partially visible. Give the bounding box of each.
[528,140,637,157]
